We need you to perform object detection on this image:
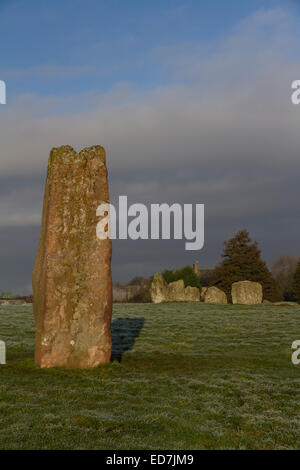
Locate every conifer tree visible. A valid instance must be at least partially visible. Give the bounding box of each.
[292,259,300,301]
[213,229,283,302]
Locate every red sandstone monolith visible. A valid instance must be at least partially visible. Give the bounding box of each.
[33,145,112,368]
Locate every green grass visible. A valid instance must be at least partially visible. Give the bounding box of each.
[0,302,300,449]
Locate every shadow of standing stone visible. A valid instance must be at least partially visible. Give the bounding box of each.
[111,318,145,362]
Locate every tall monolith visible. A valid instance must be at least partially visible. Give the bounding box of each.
[33,145,112,368]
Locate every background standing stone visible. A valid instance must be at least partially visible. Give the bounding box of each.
[150,274,200,302]
[167,280,186,302]
[231,280,262,305]
[204,286,228,304]
[185,286,200,302]
[33,145,112,368]
[150,273,168,303]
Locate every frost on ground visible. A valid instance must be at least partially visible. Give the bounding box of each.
[0,302,299,449]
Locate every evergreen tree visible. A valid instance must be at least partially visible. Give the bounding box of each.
[292,259,300,301]
[213,230,283,302]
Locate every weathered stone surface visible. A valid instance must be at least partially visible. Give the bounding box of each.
[200,287,208,302]
[150,273,168,303]
[204,286,227,304]
[185,286,200,302]
[231,280,262,305]
[273,301,299,307]
[168,280,186,302]
[33,145,112,369]
[150,275,200,302]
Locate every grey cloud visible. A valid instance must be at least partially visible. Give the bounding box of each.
[0,226,39,295]
[0,183,42,228]
[1,7,300,292]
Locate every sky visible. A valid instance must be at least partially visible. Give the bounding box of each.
[0,0,300,294]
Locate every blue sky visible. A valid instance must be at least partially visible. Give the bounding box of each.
[1,0,296,96]
[1,1,300,293]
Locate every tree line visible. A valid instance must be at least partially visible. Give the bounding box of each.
[212,229,300,302]
[160,229,300,303]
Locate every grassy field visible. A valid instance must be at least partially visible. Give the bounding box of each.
[0,302,300,450]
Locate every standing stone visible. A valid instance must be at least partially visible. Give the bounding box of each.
[151,273,168,303]
[33,146,112,368]
[185,286,200,302]
[150,275,200,302]
[231,280,262,305]
[200,286,208,302]
[204,286,227,304]
[168,280,186,301]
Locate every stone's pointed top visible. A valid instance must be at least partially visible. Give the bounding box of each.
[49,145,106,163]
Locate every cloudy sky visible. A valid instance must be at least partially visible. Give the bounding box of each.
[0,0,300,294]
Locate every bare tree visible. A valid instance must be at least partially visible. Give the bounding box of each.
[271,255,299,298]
